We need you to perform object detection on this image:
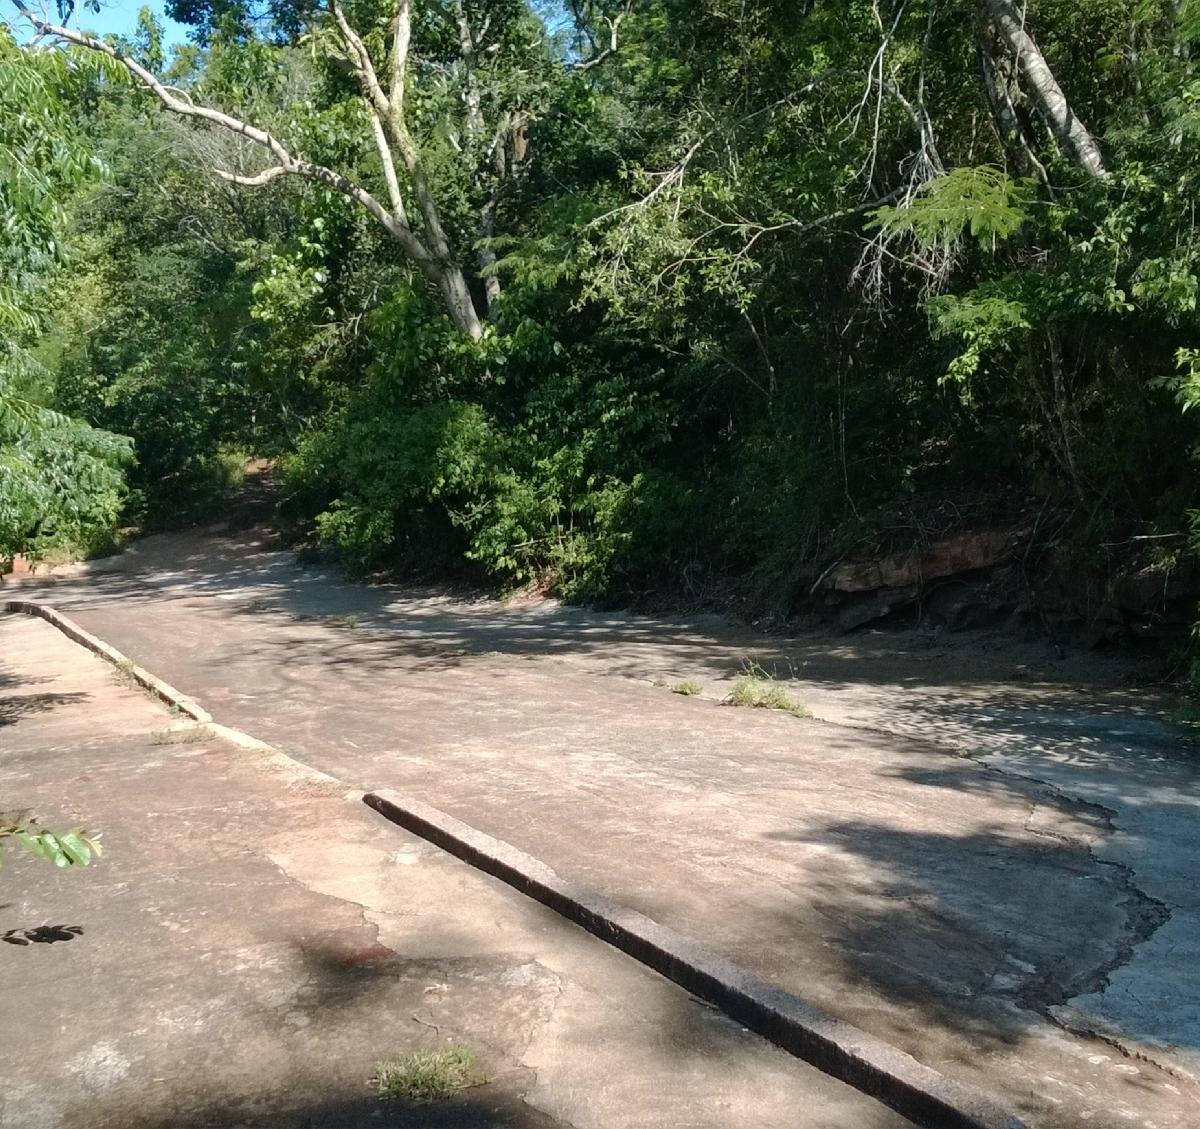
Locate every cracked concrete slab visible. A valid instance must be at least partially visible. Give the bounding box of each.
[11,513,1200,1127]
[0,613,911,1129]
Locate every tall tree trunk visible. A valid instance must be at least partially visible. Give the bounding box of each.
[978,23,1049,184]
[979,0,1107,178]
[479,199,501,312]
[433,262,485,340]
[453,2,504,315]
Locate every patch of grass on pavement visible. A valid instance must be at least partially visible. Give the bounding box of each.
[375,1047,480,1102]
[726,661,811,718]
[671,680,701,696]
[149,724,213,745]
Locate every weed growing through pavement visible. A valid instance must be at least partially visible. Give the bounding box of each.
[725,660,811,718]
[375,1047,480,1102]
[149,725,213,745]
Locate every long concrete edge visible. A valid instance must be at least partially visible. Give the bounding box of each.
[3,599,351,795]
[3,597,1026,1129]
[5,599,213,723]
[364,789,1028,1129]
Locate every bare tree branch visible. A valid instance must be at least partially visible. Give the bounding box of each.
[16,10,484,339]
[326,0,458,272]
[214,165,290,186]
[330,0,392,121]
[843,0,912,188]
[389,0,412,123]
[571,0,632,71]
[369,108,407,223]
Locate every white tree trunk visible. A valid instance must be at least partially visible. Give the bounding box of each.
[22,6,490,341]
[980,0,1107,178]
[435,262,485,340]
[978,24,1049,184]
[479,201,501,312]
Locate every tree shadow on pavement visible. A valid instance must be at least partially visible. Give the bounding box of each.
[14,512,1174,702]
[754,759,1192,1127]
[0,690,90,727]
[71,1087,566,1129]
[10,511,1200,1129]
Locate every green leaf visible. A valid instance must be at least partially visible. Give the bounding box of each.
[13,830,50,860]
[57,831,93,867]
[869,167,1034,253]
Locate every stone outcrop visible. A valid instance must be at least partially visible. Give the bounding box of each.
[823,530,1022,594]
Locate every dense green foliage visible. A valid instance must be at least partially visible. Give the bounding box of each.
[3,1,1200,650]
[0,29,131,565]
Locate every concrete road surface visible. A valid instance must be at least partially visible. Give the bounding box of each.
[1,612,913,1129]
[9,505,1200,1127]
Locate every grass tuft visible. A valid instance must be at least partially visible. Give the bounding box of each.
[375,1047,480,1103]
[671,680,702,696]
[149,724,213,745]
[725,661,811,718]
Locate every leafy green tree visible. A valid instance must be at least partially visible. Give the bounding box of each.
[48,102,268,522]
[0,28,131,567]
[13,0,623,340]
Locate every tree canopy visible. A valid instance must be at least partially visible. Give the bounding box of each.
[2,0,1199,658]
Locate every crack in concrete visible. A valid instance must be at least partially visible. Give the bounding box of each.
[951,751,1180,1079]
[1048,1008,1200,1087]
[805,701,1184,1082]
[821,708,1175,1040]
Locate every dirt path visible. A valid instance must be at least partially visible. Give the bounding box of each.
[10,511,1200,1128]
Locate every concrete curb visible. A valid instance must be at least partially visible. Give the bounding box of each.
[5,599,212,723]
[365,789,1028,1129]
[4,600,351,796]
